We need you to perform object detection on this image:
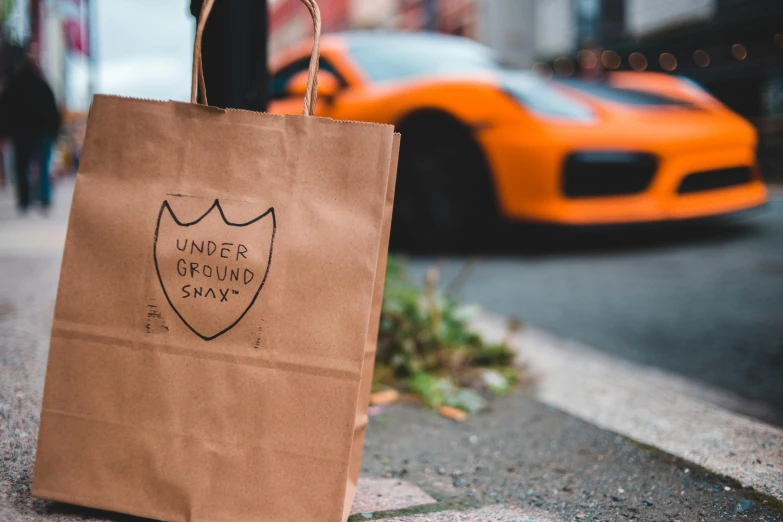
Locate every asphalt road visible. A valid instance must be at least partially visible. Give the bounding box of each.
[406,195,783,425]
[361,401,782,522]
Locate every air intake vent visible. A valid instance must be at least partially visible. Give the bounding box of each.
[563,152,657,198]
[678,167,753,194]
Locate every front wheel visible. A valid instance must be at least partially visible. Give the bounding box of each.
[392,114,496,251]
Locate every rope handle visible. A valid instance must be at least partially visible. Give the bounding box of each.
[191,0,321,116]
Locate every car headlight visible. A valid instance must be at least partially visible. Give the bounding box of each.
[502,74,596,123]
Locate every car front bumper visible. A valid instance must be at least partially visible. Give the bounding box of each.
[481,130,769,225]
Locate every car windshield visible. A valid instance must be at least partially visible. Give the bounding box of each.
[555,79,695,107]
[347,34,501,82]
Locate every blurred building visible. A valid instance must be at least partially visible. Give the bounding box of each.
[271,0,398,57]
[39,0,69,105]
[1,0,32,83]
[269,0,782,120]
[396,0,478,36]
[1,0,32,46]
[475,0,576,68]
[393,0,545,67]
[270,0,564,67]
[270,0,479,57]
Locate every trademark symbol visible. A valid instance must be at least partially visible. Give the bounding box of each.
[232,290,240,295]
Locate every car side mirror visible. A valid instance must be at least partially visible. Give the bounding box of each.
[285,69,340,101]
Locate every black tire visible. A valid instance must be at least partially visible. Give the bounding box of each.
[392,112,496,251]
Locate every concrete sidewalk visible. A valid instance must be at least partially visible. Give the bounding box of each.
[1,181,782,521]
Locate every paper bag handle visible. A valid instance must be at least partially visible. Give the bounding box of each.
[191,0,322,116]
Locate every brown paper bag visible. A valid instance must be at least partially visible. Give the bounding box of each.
[342,134,400,520]
[32,1,399,520]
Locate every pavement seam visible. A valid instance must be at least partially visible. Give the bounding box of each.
[347,495,482,521]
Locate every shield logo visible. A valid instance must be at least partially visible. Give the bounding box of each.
[153,200,276,341]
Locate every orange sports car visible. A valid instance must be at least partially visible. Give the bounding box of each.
[270,32,768,247]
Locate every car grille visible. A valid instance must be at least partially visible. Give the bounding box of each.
[677,167,753,194]
[562,152,658,198]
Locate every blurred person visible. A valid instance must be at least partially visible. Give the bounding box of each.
[0,45,61,213]
[190,0,269,112]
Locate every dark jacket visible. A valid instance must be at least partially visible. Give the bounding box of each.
[190,0,269,111]
[0,62,61,142]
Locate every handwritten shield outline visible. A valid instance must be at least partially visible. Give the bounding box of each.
[153,199,276,341]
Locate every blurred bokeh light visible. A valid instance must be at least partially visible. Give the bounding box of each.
[600,50,621,70]
[731,43,748,60]
[628,52,648,71]
[553,56,575,77]
[658,52,677,71]
[693,49,710,68]
[531,61,554,80]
